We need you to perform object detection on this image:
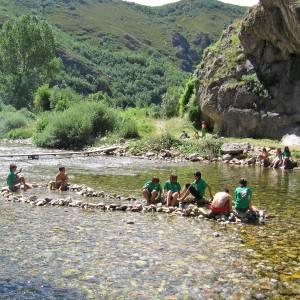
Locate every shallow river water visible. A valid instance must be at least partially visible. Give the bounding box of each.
[0,143,299,299]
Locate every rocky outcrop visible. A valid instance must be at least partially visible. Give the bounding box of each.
[195,0,300,139]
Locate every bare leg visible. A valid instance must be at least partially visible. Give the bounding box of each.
[171,192,179,206]
[151,190,158,204]
[143,189,150,204]
[166,191,173,206]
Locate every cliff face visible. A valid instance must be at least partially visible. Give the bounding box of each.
[196,0,300,138]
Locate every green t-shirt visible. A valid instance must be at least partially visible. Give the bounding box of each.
[7,170,17,189]
[282,150,291,158]
[201,128,207,138]
[235,187,252,210]
[164,180,181,193]
[144,180,162,194]
[192,179,208,198]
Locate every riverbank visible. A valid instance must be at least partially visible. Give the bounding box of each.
[1,136,300,169]
[95,136,300,169]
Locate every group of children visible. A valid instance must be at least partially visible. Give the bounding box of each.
[6,163,255,218]
[142,171,256,218]
[179,121,207,140]
[259,146,293,169]
[6,164,69,192]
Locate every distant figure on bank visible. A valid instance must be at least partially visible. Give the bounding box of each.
[234,178,257,213]
[7,163,32,192]
[282,146,291,169]
[193,130,199,140]
[259,147,270,167]
[271,148,283,169]
[163,174,181,206]
[199,188,231,217]
[142,177,162,205]
[179,131,189,140]
[179,171,213,206]
[48,166,69,191]
[200,121,207,138]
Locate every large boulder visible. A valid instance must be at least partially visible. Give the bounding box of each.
[195,0,300,139]
[221,142,251,155]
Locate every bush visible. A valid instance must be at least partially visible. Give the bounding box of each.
[179,76,197,116]
[187,94,202,129]
[34,101,119,149]
[0,111,28,137]
[34,85,51,111]
[50,88,81,111]
[161,86,182,118]
[128,132,180,154]
[179,138,223,159]
[6,128,33,139]
[117,118,139,139]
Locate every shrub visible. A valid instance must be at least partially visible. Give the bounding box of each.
[187,94,202,129]
[179,138,223,159]
[0,111,28,137]
[179,76,197,116]
[117,118,139,139]
[6,128,33,139]
[34,102,119,149]
[49,88,81,111]
[34,85,52,111]
[161,86,182,118]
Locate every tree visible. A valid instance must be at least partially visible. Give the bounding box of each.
[0,15,61,108]
[161,86,182,118]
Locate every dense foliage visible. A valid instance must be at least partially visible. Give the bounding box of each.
[34,101,139,149]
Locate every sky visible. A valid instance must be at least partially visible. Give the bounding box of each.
[124,0,258,7]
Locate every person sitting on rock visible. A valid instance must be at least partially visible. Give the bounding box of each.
[199,188,231,218]
[282,146,291,169]
[49,166,69,191]
[163,174,181,207]
[258,147,270,167]
[179,130,189,140]
[142,177,162,205]
[7,163,32,192]
[234,178,257,213]
[200,121,207,138]
[178,171,213,206]
[271,148,283,169]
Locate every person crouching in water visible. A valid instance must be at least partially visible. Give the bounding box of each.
[282,146,292,169]
[7,163,32,192]
[234,178,257,214]
[142,177,162,205]
[199,188,231,218]
[49,166,69,191]
[271,148,283,169]
[163,174,181,206]
[178,171,213,206]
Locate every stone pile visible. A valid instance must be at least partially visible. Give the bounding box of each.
[107,142,298,169]
[1,184,268,225]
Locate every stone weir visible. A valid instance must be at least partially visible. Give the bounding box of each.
[1,184,268,225]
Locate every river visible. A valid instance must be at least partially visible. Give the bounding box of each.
[0,143,299,299]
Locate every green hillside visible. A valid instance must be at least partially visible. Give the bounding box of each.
[0,0,246,107]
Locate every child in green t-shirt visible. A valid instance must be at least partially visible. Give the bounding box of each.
[163,174,181,206]
[234,178,257,212]
[142,177,162,205]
